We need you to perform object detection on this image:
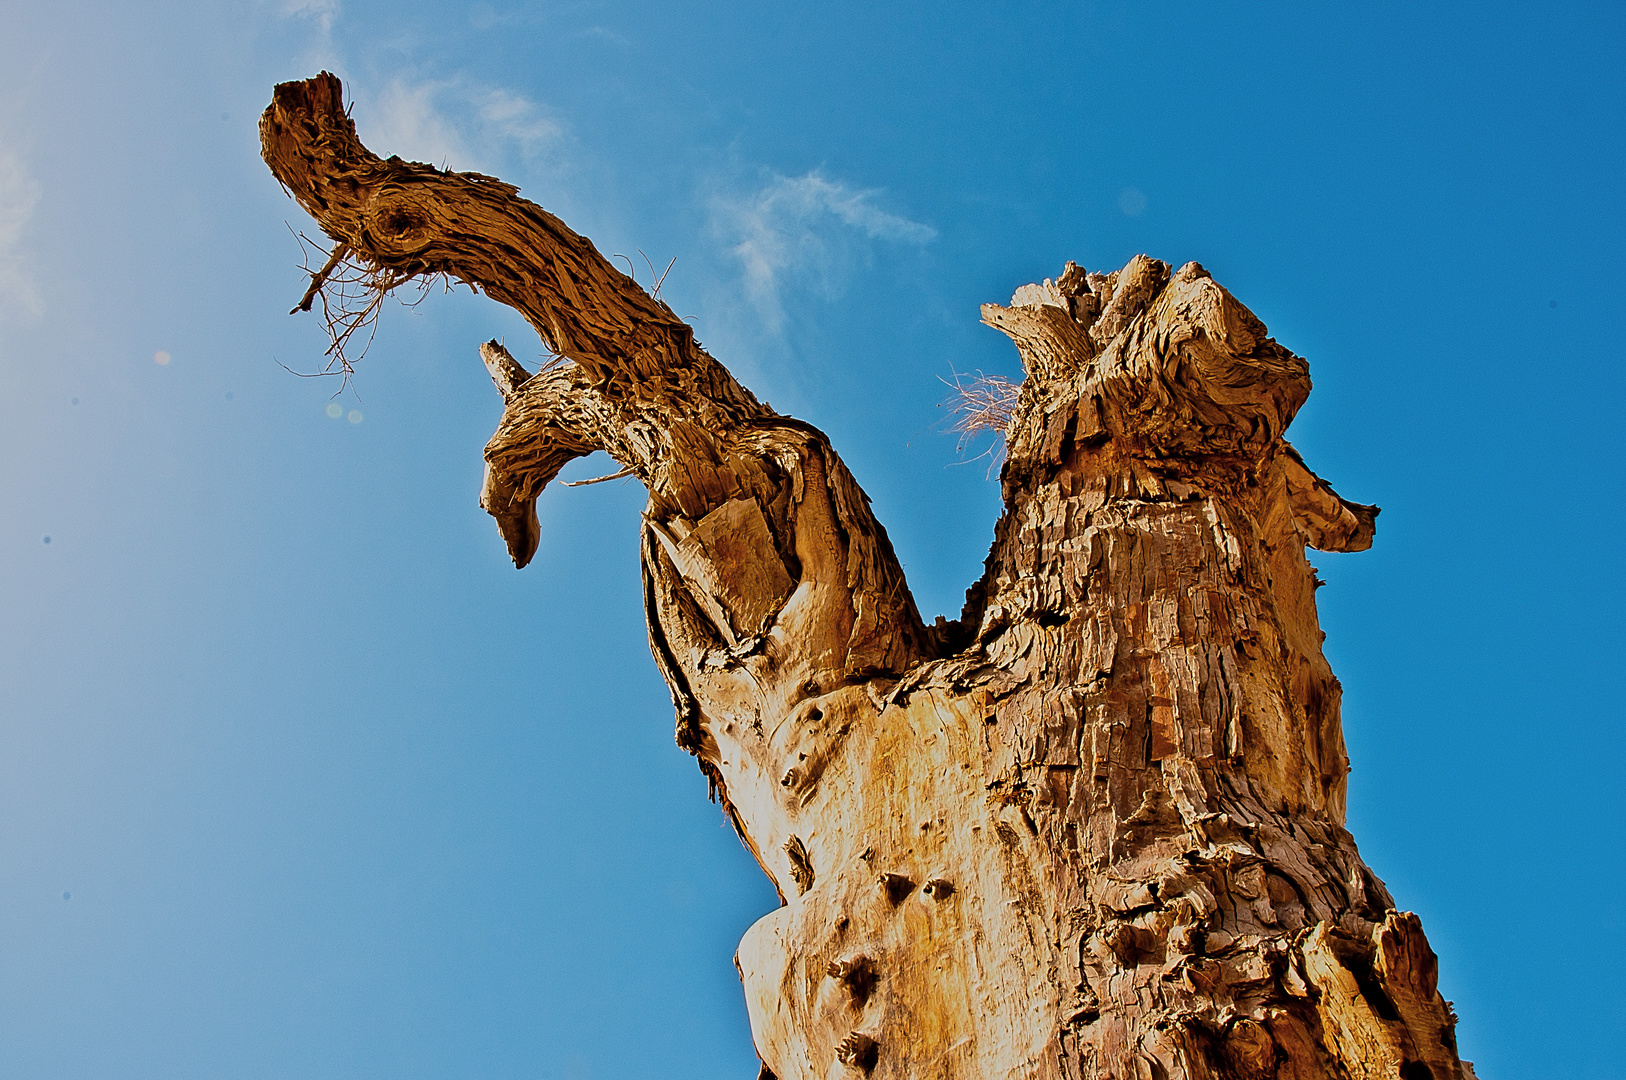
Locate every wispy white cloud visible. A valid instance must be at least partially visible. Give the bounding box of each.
[368,78,473,169]
[474,88,564,157]
[272,0,342,72]
[280,0,338,33]
[0,143,42,320]
[271,2,562,172]
[468,2,527,31]
[709,169,935,333]
[356,76,566,174]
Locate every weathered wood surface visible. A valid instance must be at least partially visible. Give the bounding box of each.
[263,72,1476,1080]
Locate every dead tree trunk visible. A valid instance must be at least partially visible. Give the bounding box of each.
[262,73,1475,1080]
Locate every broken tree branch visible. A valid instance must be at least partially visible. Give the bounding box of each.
[289,238,350,314]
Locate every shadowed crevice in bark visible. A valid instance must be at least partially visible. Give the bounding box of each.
[262,72,1474,1080]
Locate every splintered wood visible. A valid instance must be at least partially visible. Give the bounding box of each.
[263,72,1476,1080]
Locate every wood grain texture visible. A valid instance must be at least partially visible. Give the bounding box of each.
[263,72,1474,1080]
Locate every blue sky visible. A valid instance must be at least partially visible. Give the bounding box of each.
[1,2,1621,1077]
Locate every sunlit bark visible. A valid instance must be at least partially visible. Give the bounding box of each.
[262,72,1475,1080]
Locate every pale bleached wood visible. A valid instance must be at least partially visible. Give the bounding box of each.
[263,72,1475,1080]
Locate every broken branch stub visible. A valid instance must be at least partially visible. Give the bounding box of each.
[263,72,1473,1080]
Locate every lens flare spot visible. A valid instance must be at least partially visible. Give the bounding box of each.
[347,409,364,424]
[1118,188,1147,216]
[153,350,171,366]
[325,403,343,419]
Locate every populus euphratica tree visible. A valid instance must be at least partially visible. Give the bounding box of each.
[261,73,1474,1080]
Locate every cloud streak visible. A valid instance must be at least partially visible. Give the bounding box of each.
[474,88,564,157]
[710,170,935,333]
[280,0,338,33]
[0,143,41,320]
[357,76,566,174]
[272,4,564,174]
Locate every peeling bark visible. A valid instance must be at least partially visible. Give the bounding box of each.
[262,72,1475,1080]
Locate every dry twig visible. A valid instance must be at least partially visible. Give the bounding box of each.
[564,465,638,487]
[283,228,449,392]
[938,368,1020,472]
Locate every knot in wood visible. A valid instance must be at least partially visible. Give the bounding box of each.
[784,836,814,895]
[826,955,877,1006]
[361,191,435,258]
[878,873,915,906]
[835,1031,879,1072]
